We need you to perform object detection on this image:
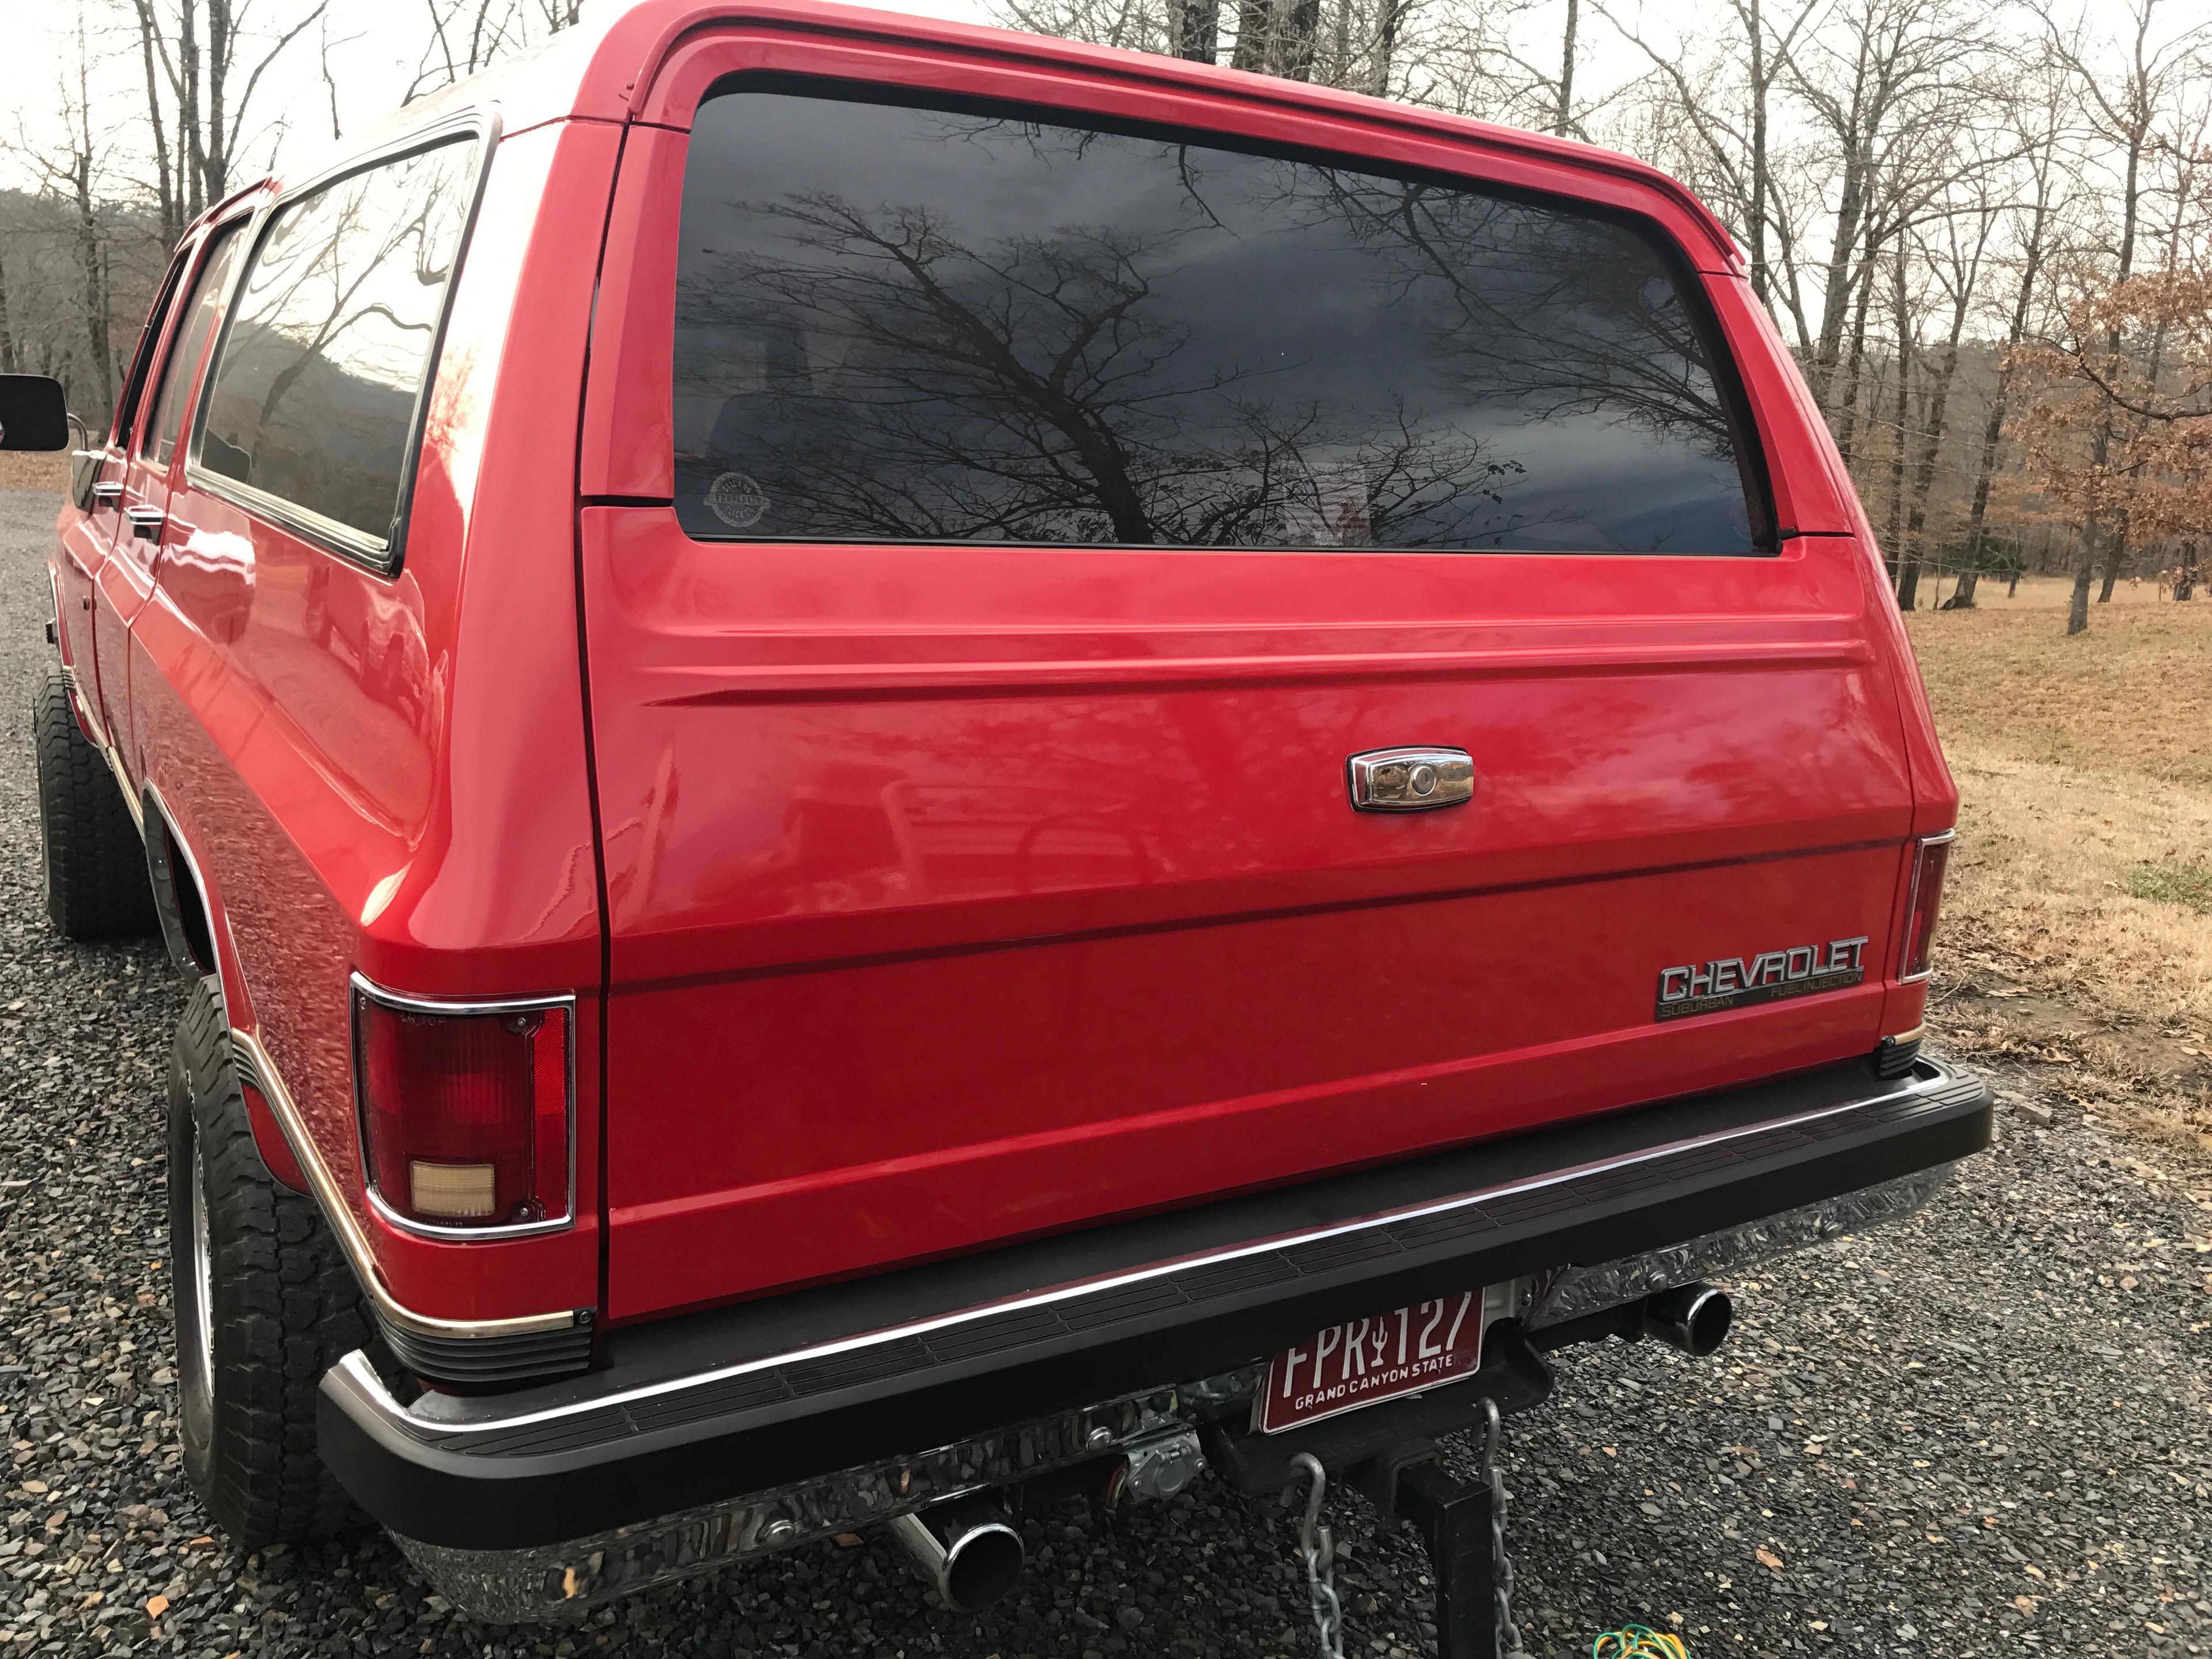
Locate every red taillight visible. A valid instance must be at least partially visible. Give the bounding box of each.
[353,983,571,1232]
[1898,834,1952,982]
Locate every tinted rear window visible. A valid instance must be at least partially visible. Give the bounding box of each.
[195,137,478,554]
[673,89,1766,552]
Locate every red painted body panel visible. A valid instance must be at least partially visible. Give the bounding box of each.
[122,120,618,1321]
[581,509,1916,1316]
[52,1,1959,1343]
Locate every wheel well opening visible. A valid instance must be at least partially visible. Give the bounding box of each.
[153,815,218,978]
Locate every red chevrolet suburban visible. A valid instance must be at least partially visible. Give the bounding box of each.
[7,1,1986,1643]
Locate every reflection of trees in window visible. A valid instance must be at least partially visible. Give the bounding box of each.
[672,96,1757,552]
[1285,172,1742,467]
[679,185,1522,547]
[196,141,476,546]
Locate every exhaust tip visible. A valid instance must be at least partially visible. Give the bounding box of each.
[890,1498,1027,1613]
[942,1519,1024,1612]
[1642,1282,1733,1356]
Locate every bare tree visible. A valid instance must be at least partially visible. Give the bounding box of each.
[124,0,329,233]
[1891,168,1998,607]
[1781,0,1987,415]
[2035,0,2205,632]
[1948,64,2069,608]
[17,14,122,411]
[1600,0,1824,308]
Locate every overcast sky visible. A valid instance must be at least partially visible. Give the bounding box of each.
[9,0,1008,195]
[9,0,1680,198]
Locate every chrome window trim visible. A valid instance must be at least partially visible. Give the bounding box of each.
[344,1058,1976,1440]
[181,108,502,578]
[1896,828,1956,984]
[349,971,581,1241]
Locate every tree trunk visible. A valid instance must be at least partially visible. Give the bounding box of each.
[132,1,180,247]
[1809,46,1873,406]
[180,0,205,224]
[1885,237,1914,603]
[1960,192,2048,605]
[1813,146,1868,406]
[1168,0,1219,63]
[1901,336,1961,609]
[2099,516,2130,604]
[1370,0,1408,93]
[1230,0,1271,70]
[2067,518,2098,636]
[1744,0,1768,301]
[2177,541,2198,601]
[1832,244,1877,471]
[1555,0,1579,135]
[206,0,232,203]
[1277,0,1321,79]
[0,247,14,374]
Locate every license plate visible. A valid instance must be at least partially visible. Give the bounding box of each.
[1254,1285,1510,1433]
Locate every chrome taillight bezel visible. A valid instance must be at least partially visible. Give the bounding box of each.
[1896,830,1955,984]
[349,972,578,1241]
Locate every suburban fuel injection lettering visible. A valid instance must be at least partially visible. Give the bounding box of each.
[1656,935,1868,1021]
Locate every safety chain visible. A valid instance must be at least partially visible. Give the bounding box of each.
[1289,1400,1528,1659]
[1476,1396,1529,1659]
[1290,1452,1346,1659]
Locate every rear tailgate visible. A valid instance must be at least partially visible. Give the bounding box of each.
[582,521,1911,1318]
[578,77,1915,1321]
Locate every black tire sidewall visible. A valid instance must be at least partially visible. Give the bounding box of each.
[163,976,372,1546]
[166,1037,218,1487]
[31,667,156,939]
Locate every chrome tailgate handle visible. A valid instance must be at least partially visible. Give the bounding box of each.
[1347,747,1474,811]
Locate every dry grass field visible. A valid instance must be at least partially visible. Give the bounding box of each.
[1904,596,2212,1151]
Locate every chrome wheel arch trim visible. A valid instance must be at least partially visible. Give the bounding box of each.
[135,786,582,1339]
[228,1025,586,1343]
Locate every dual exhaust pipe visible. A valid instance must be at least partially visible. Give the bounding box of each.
[1641,1281,1733,1356]
[888,1429,1204,1613]
[889,1293,1729,1616]
[889,1494,1026,1614]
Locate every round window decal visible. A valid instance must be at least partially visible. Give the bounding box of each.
[707,472,769,529]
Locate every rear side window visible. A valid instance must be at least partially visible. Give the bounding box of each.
[672,89,1768,553]
[143,223,244,467]
[195,137,479,556]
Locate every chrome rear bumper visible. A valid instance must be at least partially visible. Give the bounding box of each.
[323,1054,1991,1604]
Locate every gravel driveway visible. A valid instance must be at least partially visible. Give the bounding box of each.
[1,484,2207,1659]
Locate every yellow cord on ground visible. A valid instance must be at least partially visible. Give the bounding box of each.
[1592,1625,1690,1659]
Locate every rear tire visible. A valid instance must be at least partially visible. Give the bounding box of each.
[168,976,372,1546]
[33,667,156,938]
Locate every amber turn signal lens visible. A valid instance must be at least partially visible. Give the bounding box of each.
[408,1160,498,1219]
[352,986,570,1231]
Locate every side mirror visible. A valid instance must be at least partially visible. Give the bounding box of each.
[0,375,71,452]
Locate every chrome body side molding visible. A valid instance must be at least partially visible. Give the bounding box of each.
[228,1027,591,1365]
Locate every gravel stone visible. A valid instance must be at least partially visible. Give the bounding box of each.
[2,487,2209,1656]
